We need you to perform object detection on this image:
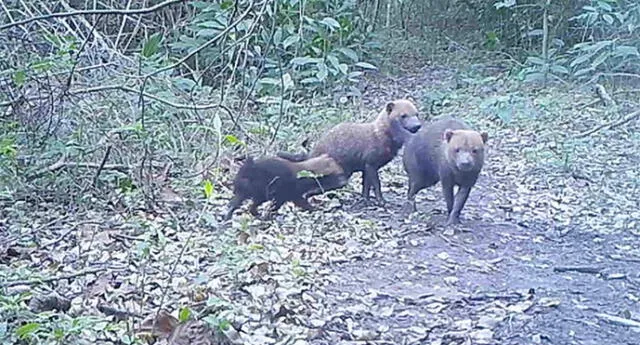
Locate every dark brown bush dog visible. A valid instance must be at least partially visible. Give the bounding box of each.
[278,99,421,204]
[224,154,345,221]
[402,116,488,225]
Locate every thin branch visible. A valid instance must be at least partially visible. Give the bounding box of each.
[92,145,112,187]
[1,267,109,288]
[68,84,234,113]
[575,109,640,139]
[0,0,185,31]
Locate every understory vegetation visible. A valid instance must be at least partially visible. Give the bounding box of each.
[1,0,639,344]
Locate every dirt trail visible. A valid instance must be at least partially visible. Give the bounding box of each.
[308,67,640,345]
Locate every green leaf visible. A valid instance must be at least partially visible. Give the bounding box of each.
[220,0,234,10]
[203,180,214,199]
[178,307,191,322]
[316,63,328,81]
[574,67,594,77]
[142,33,162,58]
[338,63,348,75]
[297,170,318,178]
[248,243,264,250]
[550,64,569,75]
[282,34,300,49]
[355,62,377,70]
[591,51,610,68]
[524,72,546,83]
[12,70,26,87]
[290,56,318,66]
[196,29,221,37]
[336,48,358,62]
[300,77,319,84]
[273,28,283,45]
[570,53,593,67]
[527,29,544,37]
[282,73,294,91]
[597,1,612,12]
[588,40,614,53]
[16,323,39,338]
[259,77,280,86]
[613,45,640,57]
[213,113,222,132]
[223,134,244,147]
[198,21,225,29]
[526,56,546,66]
[327,55,340,71]
[320,17,340,30]
[494,0,516,9]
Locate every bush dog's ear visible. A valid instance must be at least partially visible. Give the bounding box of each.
[386,101,395,114]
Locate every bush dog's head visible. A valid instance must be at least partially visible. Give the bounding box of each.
[443,129,489,172]
[385,99,421,134]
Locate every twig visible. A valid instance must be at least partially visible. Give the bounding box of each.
[29,162,131,180]
[1,267,108,288]
[0,0,184,31]
[93,145,112,187]
[40,220,105,249]
[575,109,640,139]
[40,229,75,249]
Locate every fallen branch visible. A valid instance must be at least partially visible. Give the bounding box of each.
[553,266,602,275]
[575,109,640,139]
[1,267,108,288]
[97,304,143,320]
[596,313,640,328]
[0,0,184,31]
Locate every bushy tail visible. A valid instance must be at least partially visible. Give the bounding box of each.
[276,151,309,162]
[297,173,349,198]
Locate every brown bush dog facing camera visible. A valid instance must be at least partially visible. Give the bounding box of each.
[402,117,488,225]
[223,154,345,221]
[277,99,422,204]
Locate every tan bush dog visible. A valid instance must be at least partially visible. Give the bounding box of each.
[278,99,422,204]
[223,154,345,221]
[402,116,488,225]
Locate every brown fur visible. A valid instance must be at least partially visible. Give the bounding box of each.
[223,155,345,221]
[402,116,488,225]
[279,99,421,204]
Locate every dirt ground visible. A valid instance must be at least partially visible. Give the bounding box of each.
[304,65,640,345]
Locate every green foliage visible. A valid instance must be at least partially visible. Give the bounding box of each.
[173,0,378,96]
[568,1,640,82]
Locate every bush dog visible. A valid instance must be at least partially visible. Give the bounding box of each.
[278,99,421,204]
[402,117,488,225]
[223,154,345,220]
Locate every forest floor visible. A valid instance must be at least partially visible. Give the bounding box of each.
[301,62,640,345]
[2,57,640,345]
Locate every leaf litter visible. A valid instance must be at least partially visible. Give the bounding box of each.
[1,62,639,345]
